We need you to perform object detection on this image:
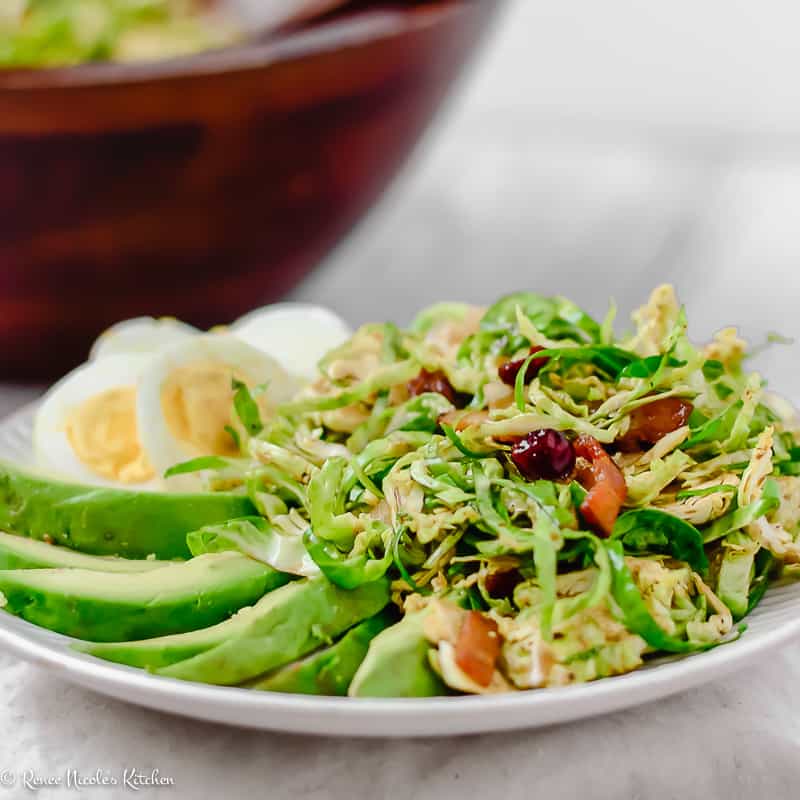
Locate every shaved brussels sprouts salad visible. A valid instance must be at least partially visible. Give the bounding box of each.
[0,1,238,68]
[1,284,799,697]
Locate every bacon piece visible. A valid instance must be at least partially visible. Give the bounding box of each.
[407,368,458,403]
[454,611,501,687]
[617,398,693,452]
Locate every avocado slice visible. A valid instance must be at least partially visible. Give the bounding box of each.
[0,461,255,559]
[77,577,390,675]
[156,576,390,685]
[74,604,260,670]
[0,530,169,572]
[348,610,446,697]
[0,552,291,641]
[246,610,394,695]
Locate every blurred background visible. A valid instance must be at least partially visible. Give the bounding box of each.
[2,0,798,401]
[290,0,800,398]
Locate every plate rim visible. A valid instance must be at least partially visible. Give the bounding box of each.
[2,607,800,737]
[2,402,800,736]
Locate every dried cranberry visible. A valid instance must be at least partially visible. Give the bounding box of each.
[498,346,549,386]
[407,369,458,404]
[510,428,576,481]
[484,569,522,599]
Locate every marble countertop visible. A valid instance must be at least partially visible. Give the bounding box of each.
[3,1,800,796]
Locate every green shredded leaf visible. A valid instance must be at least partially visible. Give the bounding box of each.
[606,541,701,653]
[531,514,558,640]
[701,359,725,381]
[224,424,242,452]
[534,346,638,380]
[441,423,494,459]
[676,484,738,500]
[303,529,391,589]
[746,551,775,615]
[232,378,264,436]
[619,355,686,380]
[612,508,708,572]
[600,300,617,346]
[683,402,741,450]
[392,526,425,593]
[716,531,758,619]
[514,351,540,411]
[164,455,230,478]
[307,457,361,549]
[409,302,475,335]
[704,479,782,543]
[569,480,588,510]
[283,361,420,414]
[746,331,794,359]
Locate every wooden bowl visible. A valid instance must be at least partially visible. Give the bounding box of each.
[0,0,500,380]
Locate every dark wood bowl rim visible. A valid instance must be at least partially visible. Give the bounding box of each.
[0,2,470,91]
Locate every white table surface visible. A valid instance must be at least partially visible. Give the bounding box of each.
[3,1,800,796]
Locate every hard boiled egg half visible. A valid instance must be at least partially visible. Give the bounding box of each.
[231,303,351,379]
[90,316,200,360]
[33,302,350,490]
[34,354,161,490]
[34,334,296,492]
[137,333,297,490]
[91,305,352,379]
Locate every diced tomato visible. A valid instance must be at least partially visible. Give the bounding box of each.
[617,398,694,452]
[454,611,501,687]
[573,434,627,536]
[576,481,623,535]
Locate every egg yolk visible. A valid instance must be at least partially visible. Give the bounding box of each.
[160,361,248,456]
[65,387,155,483]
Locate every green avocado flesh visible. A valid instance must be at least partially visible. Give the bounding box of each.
[0,552,291,642]
[73,605,260,670]
[77,577,390,676]
[0,530,169,572]
[157,576,391,685]
[0,462,255,559]
[246,611,394,695]
[348,611,446,698]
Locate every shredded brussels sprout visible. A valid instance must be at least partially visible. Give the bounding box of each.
[168,284,799,694]
[0,0,238,67]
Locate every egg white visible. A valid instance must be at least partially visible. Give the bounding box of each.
[136,333,299,491]
[231,303,351,380]
[90,316,199,360]
[33,354,162,490]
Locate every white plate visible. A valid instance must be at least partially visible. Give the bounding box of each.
[2,403,800,737]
